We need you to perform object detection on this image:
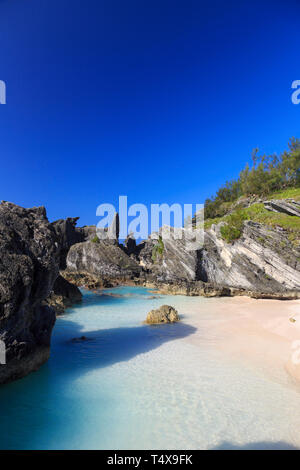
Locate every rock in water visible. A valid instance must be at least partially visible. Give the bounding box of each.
[146,305,180,324]
[0,202,60,384]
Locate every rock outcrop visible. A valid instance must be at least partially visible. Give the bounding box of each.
[149,280,232,297]
[145,305,180,324]
[200,221,300,293]
[124,233,137,256]
[136,226,202,283]
[81,225,97,241]
[61,270,117,289]
[126,209,300,298]
[66,240,142,279]
[264,199,300,218]
[47,274,82,314]
[52,217,84,268]
[0,202,60,384]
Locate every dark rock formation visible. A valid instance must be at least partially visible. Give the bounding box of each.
[71,336,89,342]
[47,274,82,314]
[124,233,137,256]
[145,305,180,324]
[52,217,84,268]
[0,202,60,384]
[135,237,157,269]
[264,199,300,217]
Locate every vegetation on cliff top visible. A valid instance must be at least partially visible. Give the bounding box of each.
[205,203,300,245]
[91,235,100,243]
[205,138,300,220]
[152,236,165,262]
[202,138,300,243]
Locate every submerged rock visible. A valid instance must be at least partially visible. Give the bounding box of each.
[71,336,88,342]
[145,305,180,324]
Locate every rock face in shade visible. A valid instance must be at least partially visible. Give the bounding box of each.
[124,233,137,256]
[0,202,60,384]
[79,213,120,245]
[47,274,82,314]
[52,217,84,269]
[145,305,180,324]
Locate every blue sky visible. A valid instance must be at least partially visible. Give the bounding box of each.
[0,0,299,226]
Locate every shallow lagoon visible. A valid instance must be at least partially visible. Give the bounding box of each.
[0,286,299,450]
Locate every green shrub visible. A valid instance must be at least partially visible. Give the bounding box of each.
[204,137,300,219]
[219,210,248,242]
[220,224,241,242]
[91,235,100,243]
[152,236,164,262]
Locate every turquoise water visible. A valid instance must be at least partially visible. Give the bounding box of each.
[0,286,300,450]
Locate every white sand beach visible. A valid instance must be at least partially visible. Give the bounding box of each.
[176,295,300,386]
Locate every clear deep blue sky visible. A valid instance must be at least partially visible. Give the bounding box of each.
[0,0,299,225]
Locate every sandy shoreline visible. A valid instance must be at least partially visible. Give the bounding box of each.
[176,295,300,386]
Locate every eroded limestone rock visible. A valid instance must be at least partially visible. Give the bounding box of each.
[145,305,180,324]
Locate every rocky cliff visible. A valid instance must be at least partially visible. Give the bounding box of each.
[136,227,201,283]
[61,199,300,298]
[126,199,300,297]
[0,202,61,384]
[66,240,142,279]
[200,220,300,294]
[1,197,299,384]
